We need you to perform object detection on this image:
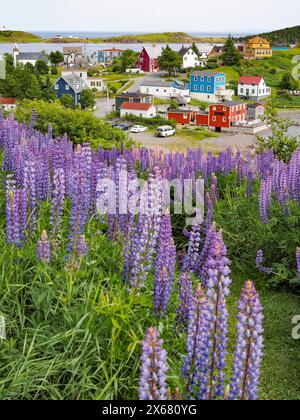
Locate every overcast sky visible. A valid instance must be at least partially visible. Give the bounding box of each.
[1,0,298,33]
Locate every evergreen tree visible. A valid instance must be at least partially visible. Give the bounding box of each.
[158,45,182,75]
[221,36,241,66]
[280,72,298,90]
[191,42,200,58]
[49,51,64,66]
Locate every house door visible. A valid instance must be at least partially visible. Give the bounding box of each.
[246,89,250,97]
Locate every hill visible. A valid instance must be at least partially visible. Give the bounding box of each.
[235,25,300,45]
[0,30,43,43]
[101,32,225,44]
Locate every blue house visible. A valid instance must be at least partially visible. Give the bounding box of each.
[98,48,125,64]
[53,74,88,106]
[190,71,233,102]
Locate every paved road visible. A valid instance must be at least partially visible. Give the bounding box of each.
[94,72,167,118]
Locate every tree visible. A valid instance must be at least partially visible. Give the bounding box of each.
[40,76,56,102]
[35,60,49,75]
[280,72,298,90]
[221,36,241,66]
[80,89,96,109]
[205,57,219,69]
[158,45,182,75]
[191,42,200,58]
[60,94,75,109]
[255,105,298,162]
[169,99,179,110]
[112,49,139,73]
[49,51,64,66]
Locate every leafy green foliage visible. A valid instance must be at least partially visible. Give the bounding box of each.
[280,72,299,90]
[14,100,132,149]
[80,89,96,110]
[34,60,49,75]
[121,113,177,129]
[158,45,182,75]
[60,94,76,109]
[255,105,299,162]
[49,51,64,66]
[112,50,139,73]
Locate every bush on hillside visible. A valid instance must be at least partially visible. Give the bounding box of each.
[15,100,133,149]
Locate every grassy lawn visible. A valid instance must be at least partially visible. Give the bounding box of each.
[102,73,143,82]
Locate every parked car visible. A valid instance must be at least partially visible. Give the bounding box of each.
[130,125,148,133]
[116,123,132,131]
[107,119,120,127]
[156,126,176,138]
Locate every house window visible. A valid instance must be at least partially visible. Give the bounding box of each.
[194,85,198,91]
[207,86,211,92]
[212,116,216,122]
[55,84,59,90]
[240,88,243,93]
[65,85,69,90]
[194,76,197,82]
[223,117,227,122]
[213,106,217,111]
[223,107,227,111]
[129,98,133,102]
[207,77,211,82]
[140,113,143,117]
[201,76,204,82]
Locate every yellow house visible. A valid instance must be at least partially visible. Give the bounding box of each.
[243,36,273,60]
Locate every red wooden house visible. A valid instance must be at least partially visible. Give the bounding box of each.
[208,102,247,131]
[135,46,163,73]
[167,110,196,125]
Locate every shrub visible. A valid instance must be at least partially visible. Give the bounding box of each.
[122,114,177,128]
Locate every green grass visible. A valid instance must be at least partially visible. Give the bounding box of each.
[0,150,299,400]
[0,30,42,43]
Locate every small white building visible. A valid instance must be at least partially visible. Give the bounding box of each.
[140,80,190,99]
[0,97,16,111]
[238,76,271,101]
[120,102,157,118]
[178,47,199,69]
[63,46,85,66]
[13,45,49,67]
[198,45,214,67]
[61,68,105,92]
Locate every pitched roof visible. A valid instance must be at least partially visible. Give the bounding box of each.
[63,46,83,55]
[17,52,48,62]
[144,46,163,59]
[99,48,125,52]
[192,71,225,77]
[220,101,246,107]
[0,97,16,105]
[140,80,173,88]
[239,76,263,85]
[58,75,88,93]
[178,46,193,57]
[117,92,153,98]
[120,102,154,111]
[248,36,270,44]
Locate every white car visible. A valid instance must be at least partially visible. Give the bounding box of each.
[156,126,176,138]
[130,125,148,133]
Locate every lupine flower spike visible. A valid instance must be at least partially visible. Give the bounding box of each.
[37,230,51,264]
[139,327,168,400]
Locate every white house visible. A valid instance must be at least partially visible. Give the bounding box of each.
[0,97,16,111]
[63,46,86,67]
[198,45,214,67]
[238,76,271,101]
[140,80,190,99]
[120,102,157,118]
[178,46,199,69]
[13,45,49,67]
[61,68,105,92]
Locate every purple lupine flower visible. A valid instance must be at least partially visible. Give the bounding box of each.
[259,176,272,224]
[182,284,207,397]
[153,214,176,316]
[196,230,231,400]
[50,168,66,237]
[139,327,168,400]
[255,250,271,275]
[77,235,88,257]
[6,175,21,246]
[229,281,264,400]
[296,248,300,281]
[37,230,51,263]
[183,224,202,272]
[176,271,193,332]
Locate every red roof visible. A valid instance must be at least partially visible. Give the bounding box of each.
[0,97,16,105]
[120,102,153,111]
[99,48,125,52]
[239,76,262,85]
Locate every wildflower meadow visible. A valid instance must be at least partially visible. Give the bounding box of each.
[0,109,299,400]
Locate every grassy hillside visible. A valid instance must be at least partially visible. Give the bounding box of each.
[0,30,43,43]
[236,25,300,45]
[101,32,225,44]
